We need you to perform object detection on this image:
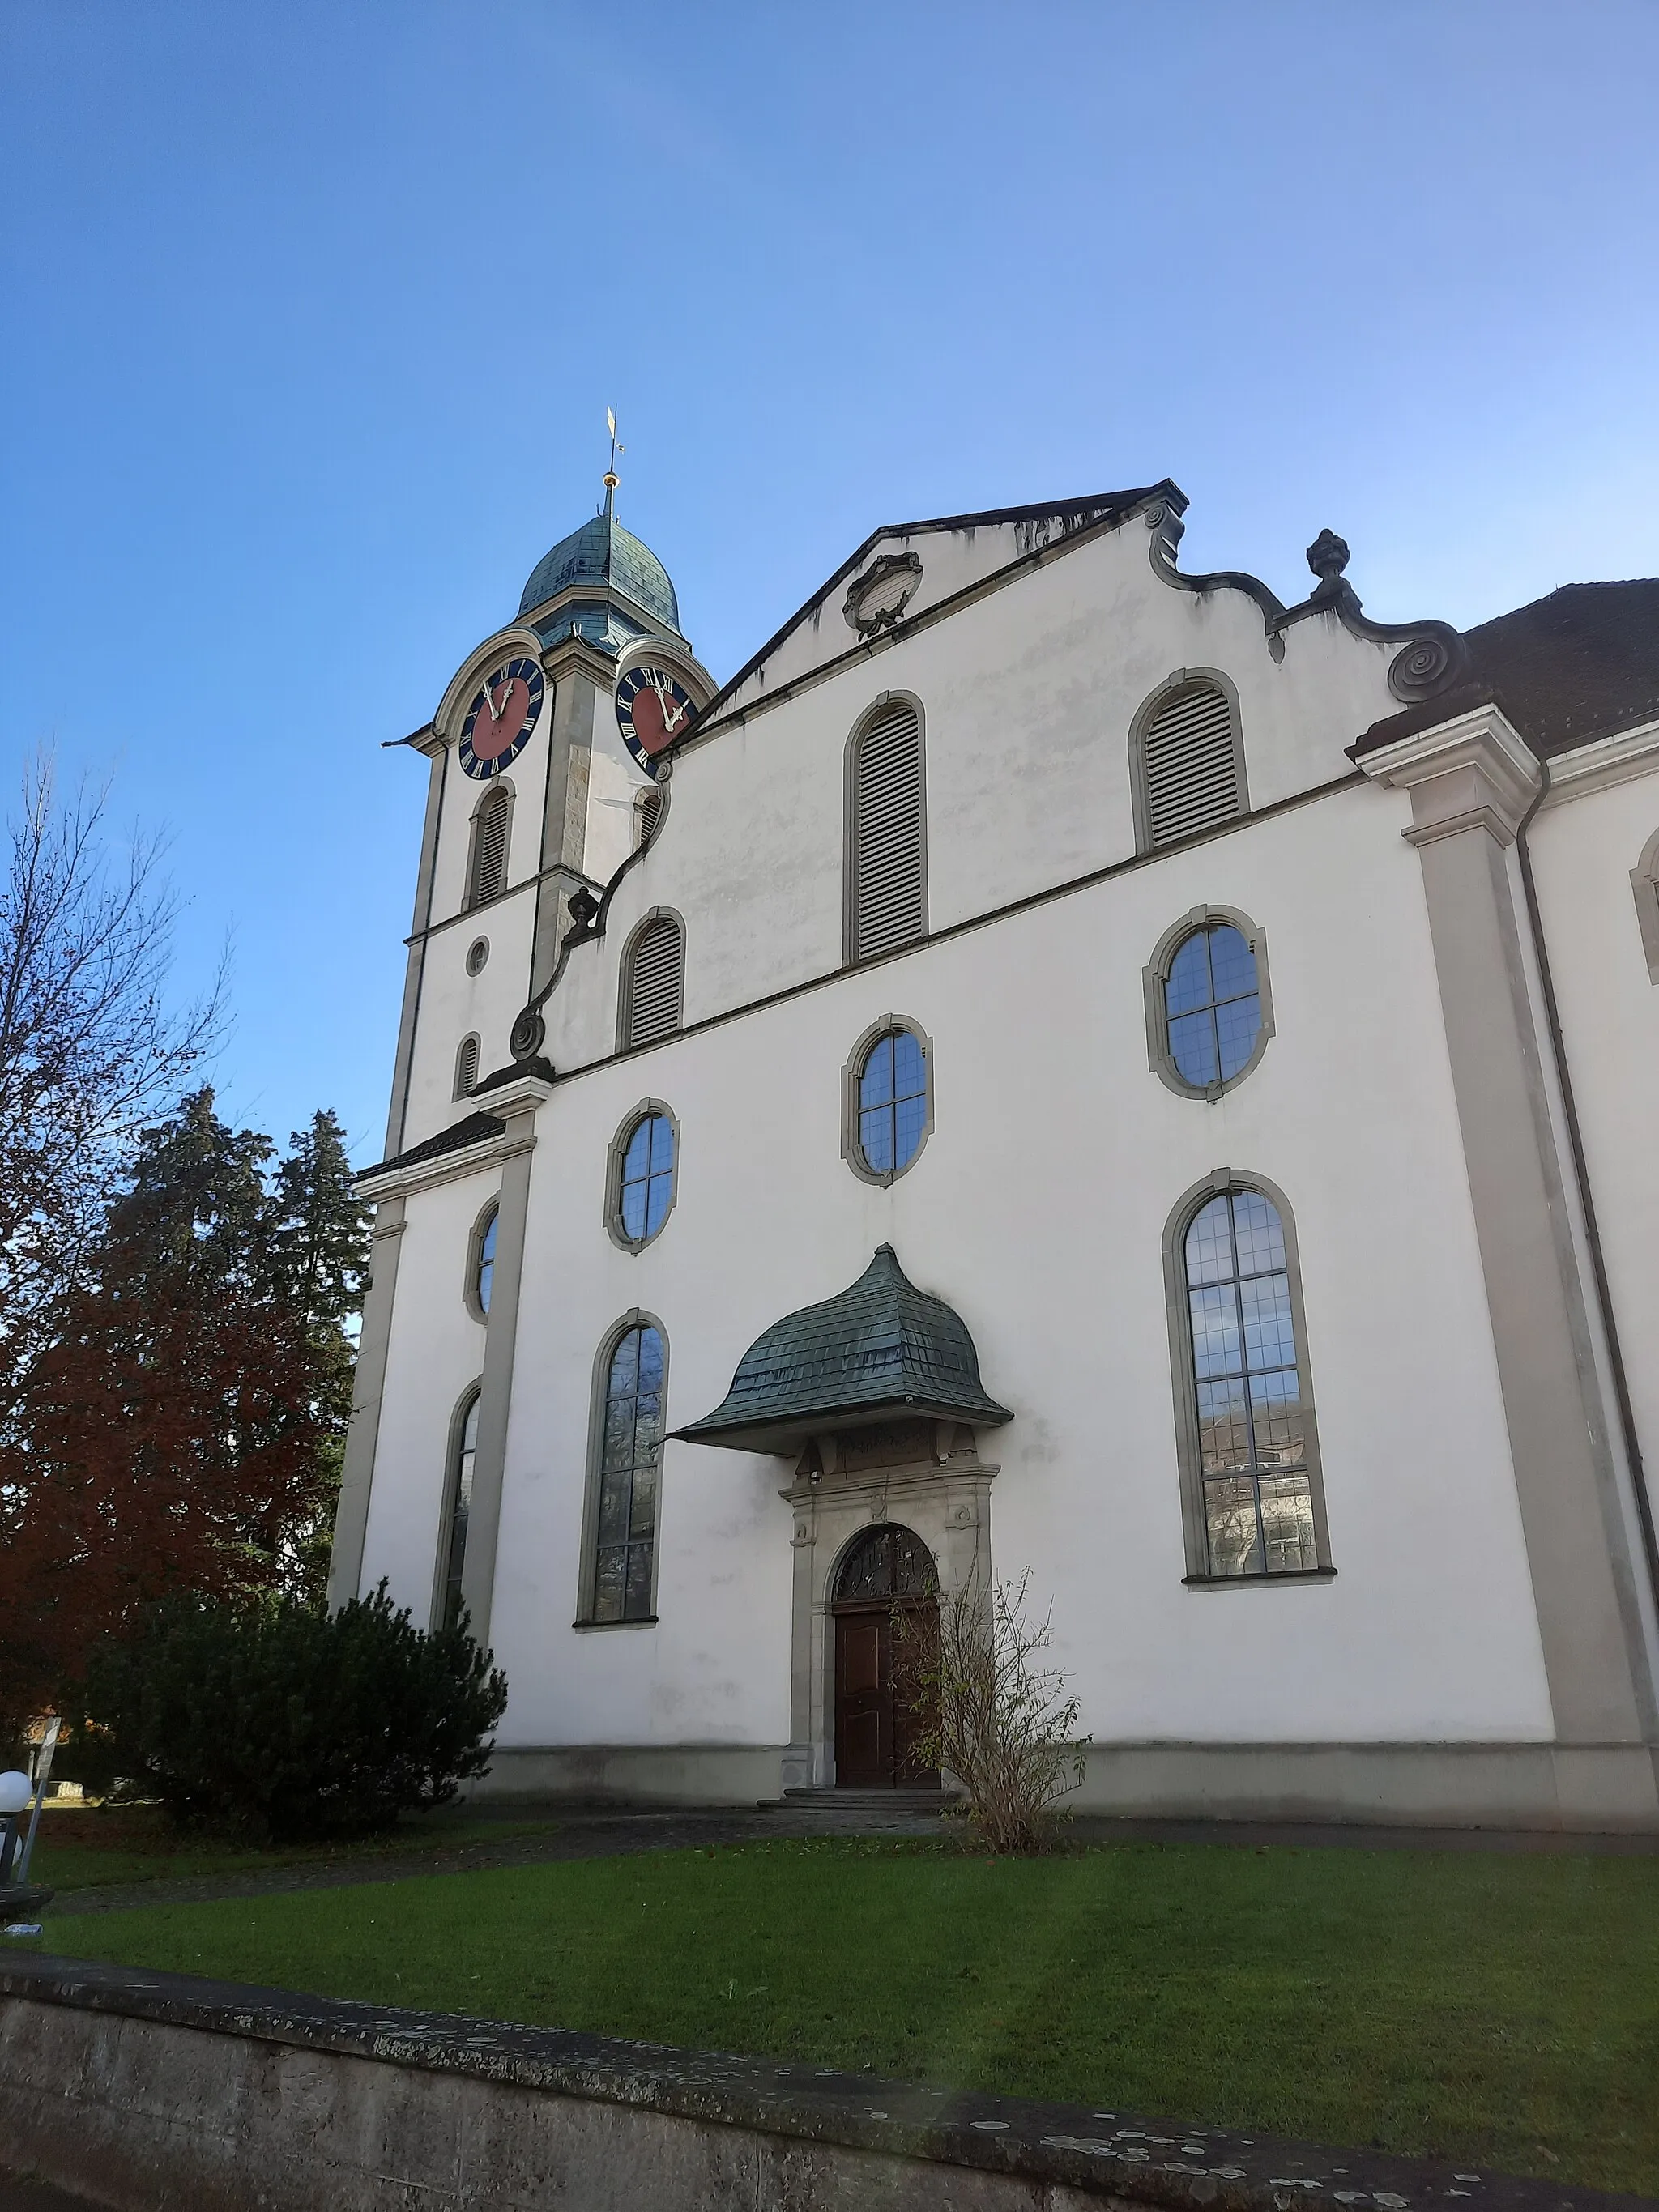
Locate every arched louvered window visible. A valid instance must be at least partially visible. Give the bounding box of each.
[620,911,684,1050]
[636,786,664,852]
[468,786,514,906]
[454,1034,480,1100]
[1132,677,1246,851]
[847,697,926,963]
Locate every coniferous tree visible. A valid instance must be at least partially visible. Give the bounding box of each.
[1,1090,369,1724]
[268,1109,371,1600]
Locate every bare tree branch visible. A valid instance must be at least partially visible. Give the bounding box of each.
[0,748,220,1434]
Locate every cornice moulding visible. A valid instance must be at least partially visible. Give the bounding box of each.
[1537,717,1659,808]
[356,1134,508,1203]
[1356,704,1541,846]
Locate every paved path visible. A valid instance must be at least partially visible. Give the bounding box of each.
[35,1801,1658,1920]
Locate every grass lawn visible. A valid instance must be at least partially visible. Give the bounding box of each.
[24,1805,556,1892]
[28,1836,1659,2196]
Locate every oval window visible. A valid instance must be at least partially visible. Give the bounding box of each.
[617,1113,676,1246]
[1165,924,1260,1089]
[856,1028,928,1176]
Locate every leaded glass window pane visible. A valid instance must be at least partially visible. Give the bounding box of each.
[590,1323,663,1622]
[440,1390,480,1628]
[618,1114,676,1245]
[1184,1190,1316,1578]
[857,1028,928,1175]
[476,1208,497,1315]
[1165,924,1261,1089]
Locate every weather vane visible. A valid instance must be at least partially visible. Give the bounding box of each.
[603,405,625,515]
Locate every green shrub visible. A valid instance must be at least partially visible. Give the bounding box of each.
[78,1585,508,1841]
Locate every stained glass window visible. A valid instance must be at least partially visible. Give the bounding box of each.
[1185,1188,1318,1577]
[618,1115,675,1244]
[591,1323,664,1623]
[1166,923,1261,1089]
[858,1029,928,1176]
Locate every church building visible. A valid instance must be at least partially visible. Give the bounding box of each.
[328,466,1659,1830]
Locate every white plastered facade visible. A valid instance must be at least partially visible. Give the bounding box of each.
[332,493,1659,1830]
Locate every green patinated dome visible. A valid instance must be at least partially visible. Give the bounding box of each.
[518,513,681,634]
[672,1245,1012,1454]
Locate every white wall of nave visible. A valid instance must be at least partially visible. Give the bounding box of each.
[550,518,1413,1080]
[380,775,1563,1757]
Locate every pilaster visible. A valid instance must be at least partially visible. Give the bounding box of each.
[531,655,603,1000]
[326,1196,407,1610]
[1360,707,1657,1754]
[457,1071,552,1650]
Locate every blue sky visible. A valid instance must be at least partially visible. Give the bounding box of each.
[3,1,1657,1161]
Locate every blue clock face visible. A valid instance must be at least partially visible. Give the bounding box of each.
[460,657,545,779]
[616,664,695,778]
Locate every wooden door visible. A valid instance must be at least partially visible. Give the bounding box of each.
[834,1609,890,1786]
[834,1600,940,1788]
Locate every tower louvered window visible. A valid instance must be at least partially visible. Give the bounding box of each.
[849,700,926,962]
[621,914,684,1048]
[637,787,663,851]
[454,1034,479,1099]
[469,788,513,906]
[1138,680,1243,849]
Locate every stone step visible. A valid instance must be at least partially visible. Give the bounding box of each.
[760,1788,963,1813]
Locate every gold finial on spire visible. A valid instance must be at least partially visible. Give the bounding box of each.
[602,405,624,518]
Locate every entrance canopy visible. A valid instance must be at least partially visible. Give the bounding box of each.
[670,1244,1012,1455]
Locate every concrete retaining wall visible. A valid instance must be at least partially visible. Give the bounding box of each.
[1,1957,1647,2212]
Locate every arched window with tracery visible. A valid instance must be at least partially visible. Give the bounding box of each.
[435,1385,480,1629]
[1163,1176,1332,1582]
[847,696,926,962]
[582,1319,667,1624]
[1631,826,1659,983]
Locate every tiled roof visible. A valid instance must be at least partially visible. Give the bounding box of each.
[672,1244,1012,1454]
[356,1110,505,1183]
[1354,578,1659,760]
[518,515,682,634]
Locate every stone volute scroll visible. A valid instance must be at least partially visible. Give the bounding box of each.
[506,884,603,1065]
[1144,496,1467,701]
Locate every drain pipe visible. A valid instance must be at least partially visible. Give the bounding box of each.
[1514,769,1659,1630]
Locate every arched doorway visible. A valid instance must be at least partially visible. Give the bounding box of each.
[831,1524,940,1788]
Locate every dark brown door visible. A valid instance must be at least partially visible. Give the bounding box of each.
[834,1610,890,1786]
[834,1600,940,1788]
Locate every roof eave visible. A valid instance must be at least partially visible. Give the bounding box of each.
[670,1389,1013,1456]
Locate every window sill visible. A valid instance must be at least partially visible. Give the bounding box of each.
[571,1614,659,1631]
[1182,1568,1337,1590]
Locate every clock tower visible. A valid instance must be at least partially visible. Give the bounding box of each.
[381,462,714,1161]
